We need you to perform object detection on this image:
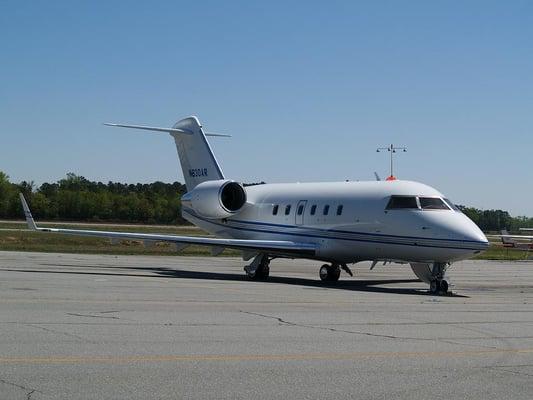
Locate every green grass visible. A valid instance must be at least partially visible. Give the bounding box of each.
[0,222,239,256]
[1,221,530,260]
[474,244,531,261]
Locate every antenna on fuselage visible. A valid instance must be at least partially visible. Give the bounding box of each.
[376,144,407,181]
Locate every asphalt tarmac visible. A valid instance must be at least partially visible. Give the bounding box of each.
[0,251,532,399]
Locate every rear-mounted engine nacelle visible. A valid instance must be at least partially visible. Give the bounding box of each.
[182,180,247,219]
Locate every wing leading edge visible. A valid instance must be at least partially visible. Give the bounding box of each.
[18,194,316,257]
[495,234,533,240]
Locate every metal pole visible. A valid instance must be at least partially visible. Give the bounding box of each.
[390,144,393,177]
[376,144,408,179]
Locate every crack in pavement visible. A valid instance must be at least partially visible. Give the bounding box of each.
[485,365,533,378]
[240,310,402,339]
[67,312,120,319]
[239,311,506,348]
[436,339,499,350]
[0,377,41,398]
[406,315,502,350]
[26,323,94,343]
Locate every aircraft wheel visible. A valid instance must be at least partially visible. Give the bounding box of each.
[319,264,341,282]
[245,256,270,281]
[247,265,269,281]
[429,280,440,294]
[256,265,270,280]
[440,279,449,294]
[330,265,341,281]
[319,265,330,281]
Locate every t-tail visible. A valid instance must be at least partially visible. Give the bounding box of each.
[104,116,229,190]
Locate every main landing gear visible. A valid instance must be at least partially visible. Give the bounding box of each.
[244,254,270,280]
[429,262,450,295]
[319,263,352,282]
[319,264,340,282]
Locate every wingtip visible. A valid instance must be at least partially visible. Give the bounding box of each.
[19,193,37,231]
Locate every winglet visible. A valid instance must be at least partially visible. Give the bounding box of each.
[19,193,37,231]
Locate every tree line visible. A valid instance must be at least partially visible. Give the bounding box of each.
[0,171,532,231]
[457,206,532,232]
[0,171,187,224]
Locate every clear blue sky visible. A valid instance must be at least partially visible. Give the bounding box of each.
[1,1,532,216]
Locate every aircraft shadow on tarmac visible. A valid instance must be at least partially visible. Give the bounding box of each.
[140,267,469,297]
[22,263,469,297]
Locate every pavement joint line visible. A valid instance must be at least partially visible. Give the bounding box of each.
[1,348,533,365]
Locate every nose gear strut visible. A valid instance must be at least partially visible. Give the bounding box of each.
[429,262,450,295]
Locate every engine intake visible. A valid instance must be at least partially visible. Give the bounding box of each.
[182,180,247,219]
[220,181,247,212]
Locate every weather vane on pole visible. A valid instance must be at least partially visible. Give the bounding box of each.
[376,144,407,181]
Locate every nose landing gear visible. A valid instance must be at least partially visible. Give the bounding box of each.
[429,262,450,295]
[410,262,452,295]
[429,278,450,294]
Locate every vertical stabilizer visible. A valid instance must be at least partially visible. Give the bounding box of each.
[104,116,225,190]
[171,116,224,190]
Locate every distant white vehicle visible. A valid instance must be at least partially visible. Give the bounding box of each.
[20,116,489,294]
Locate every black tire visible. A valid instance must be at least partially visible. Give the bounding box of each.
[256,265,270,280]
[429,280,440,294]
[319,264,341,282]
[440,279,449,293]
[329,265,341,282]
[319,265,330,281]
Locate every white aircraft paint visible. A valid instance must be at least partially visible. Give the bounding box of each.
[20,116,489,294]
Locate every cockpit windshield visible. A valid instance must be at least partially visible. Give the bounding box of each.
[386,196,418,209]
[419,197,450,210]
[386,196,456,211]
[443,198,461,212]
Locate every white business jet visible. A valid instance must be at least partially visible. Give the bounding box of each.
[19,116,489,294]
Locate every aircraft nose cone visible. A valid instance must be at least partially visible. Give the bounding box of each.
[462,219,489,249]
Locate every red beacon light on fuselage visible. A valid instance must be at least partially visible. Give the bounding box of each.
[386,175,397,181]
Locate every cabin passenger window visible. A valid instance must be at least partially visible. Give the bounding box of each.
[310,205,317,215]
[386,196,418,209]
[419,197,450,210]
[272,205,279,215]
[323,205,330,215]
[336,205,343,215]
[297,205,304,215]
[285,205,291,215]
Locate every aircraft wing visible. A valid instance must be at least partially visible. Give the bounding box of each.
[19,194,316,258]
[487,234,533,240]
[499,235,533,240]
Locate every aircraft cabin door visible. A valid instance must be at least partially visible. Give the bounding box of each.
[295,200,307,225]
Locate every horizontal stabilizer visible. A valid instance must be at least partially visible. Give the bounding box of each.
[104,123,231,137]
